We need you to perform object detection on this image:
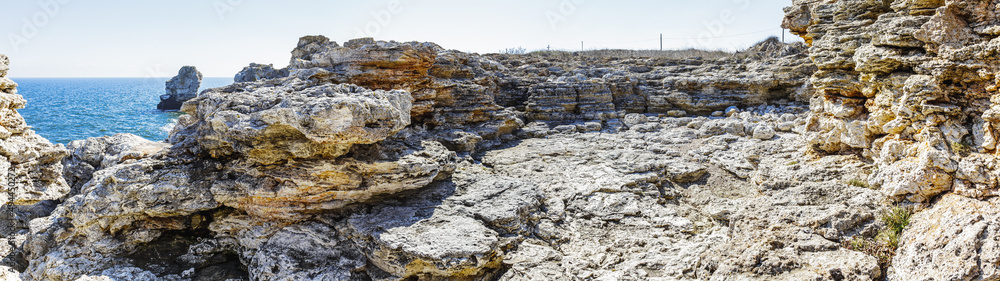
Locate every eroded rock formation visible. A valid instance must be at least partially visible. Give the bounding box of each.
[4,1,999,276]
[158,66,203,110]
[0,54,72,276]
[784,0,1000,279]
[4,35,864,280]
[234,63,288,83]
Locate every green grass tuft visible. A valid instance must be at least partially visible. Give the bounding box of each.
[878,207,911,249]
[843,207,912,268]
[950,141,972,156]
[845,178,870,189]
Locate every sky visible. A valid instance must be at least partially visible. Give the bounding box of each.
[0,0,801,78]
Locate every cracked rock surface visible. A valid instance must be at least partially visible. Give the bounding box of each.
[1,6,998,278]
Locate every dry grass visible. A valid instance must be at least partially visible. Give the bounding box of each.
[524,48,732,60]
[842,237,894,266]
[950,141,972,156]
[845,178,871,189]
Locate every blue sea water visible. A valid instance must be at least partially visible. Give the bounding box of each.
[13,78,233,144]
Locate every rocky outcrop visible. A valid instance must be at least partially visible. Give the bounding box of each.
[233,63,288,83]
[26,19,1000,278]
[783,0,1000,202]
[0,35,841,280]
[492,37,815,119]
[285,37,521,147]
[0,54,71,276]
[784,0,1000,279]
[258,36,814,152]
[23,79,462,279]
[157,66,203,110]
[62,134,170,196]
[0,0,998,276]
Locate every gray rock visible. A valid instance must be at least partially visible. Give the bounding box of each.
[725,106,740,117]
[234,63,289,82]
[62,134,169,196]
[158,66,202,110]
[752,125,777,140]
[890,195,1000,281]
[249,222,367,280]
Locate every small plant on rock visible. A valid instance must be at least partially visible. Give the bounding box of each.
[842,206,912,269]
[845,178,870,189]
[950,141,973,156]
[878,207,911,249]
[842,237,893,265]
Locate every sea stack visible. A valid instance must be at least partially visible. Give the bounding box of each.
[157,66,202,110]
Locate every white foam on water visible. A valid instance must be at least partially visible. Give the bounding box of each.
[160,118,178,133]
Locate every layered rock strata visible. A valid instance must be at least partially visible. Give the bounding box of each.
[0,55,72,275]
[261,36,814,152]
[234,63,288,83]
[784,0,1000,279]
[2,36,849,280]
[158,66,203,110]
[5,28,966,279]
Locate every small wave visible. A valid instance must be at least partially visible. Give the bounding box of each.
[160,118,178,133]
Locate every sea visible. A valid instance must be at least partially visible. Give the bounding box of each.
[13,78,234,144]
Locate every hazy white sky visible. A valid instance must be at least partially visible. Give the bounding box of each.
[0,0,799,78]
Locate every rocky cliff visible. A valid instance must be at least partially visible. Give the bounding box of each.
[0,54,72,279]
[2,5,996,278]
[158,66,203,110]
[783,0,1000,279]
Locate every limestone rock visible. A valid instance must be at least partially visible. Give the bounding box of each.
[16,26,985,281]
[158,66,203,110]
[0,53,70,231]
[171,82,413,165]
[62,134,169,196]
[752,124,777,140]
[340,170,539,280]
[212,140,458,220]
[890,195,1000,281]
[782,0,1000,204]
[234,63,289,83]
[248,221,367,280]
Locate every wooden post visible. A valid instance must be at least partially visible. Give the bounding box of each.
[660,33,663,51]
[782,28,785,43]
